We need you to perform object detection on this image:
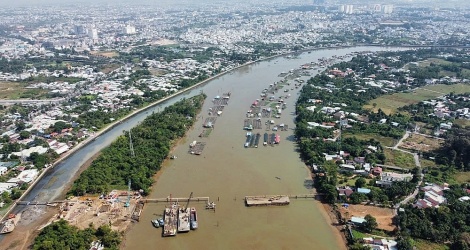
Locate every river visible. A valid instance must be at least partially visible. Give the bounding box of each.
[5,46,399,248]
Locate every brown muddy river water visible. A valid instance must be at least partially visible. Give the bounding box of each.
[123,47,397,250]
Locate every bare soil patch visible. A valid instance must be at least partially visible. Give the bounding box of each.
[338,204,395,232]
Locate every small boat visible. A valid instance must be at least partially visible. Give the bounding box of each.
[151,219,160,228]
[263,133,268,146]
[190,207,198,230]
[206,202,216,210]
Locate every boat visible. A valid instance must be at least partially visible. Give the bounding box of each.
[275,134,280,144]
[190,207,198,230]
[206,202,216,210]
[245,134,252,148]
[177,207,190,232]
[151,219,160,228]
[254,133,260,148]
[163,206,178,237]
[263,133,268,146]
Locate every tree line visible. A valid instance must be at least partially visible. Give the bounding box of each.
[69,94,206,196]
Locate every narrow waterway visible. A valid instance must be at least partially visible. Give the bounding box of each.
[122,46,398,250]
[3,46,401,248]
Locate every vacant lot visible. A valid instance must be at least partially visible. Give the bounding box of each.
[0,81,49,99]
[383,148,415,169]
[90,51,119,58]
[339,204,395,231]
[343,133,396,147]
[400,134,444,152]
[364,84,470,114]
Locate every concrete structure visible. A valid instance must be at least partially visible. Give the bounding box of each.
[376,172,412,187]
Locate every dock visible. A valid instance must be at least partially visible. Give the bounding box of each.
[143,197,210,203]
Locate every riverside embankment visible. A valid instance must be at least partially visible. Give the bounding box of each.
[1,46,404,250]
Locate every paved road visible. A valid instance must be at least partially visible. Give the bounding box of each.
[389,132,423,211]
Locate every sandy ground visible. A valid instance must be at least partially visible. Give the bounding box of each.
[338,204,396,232]
[400,134,443,152]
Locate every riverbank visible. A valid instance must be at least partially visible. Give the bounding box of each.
[3,46,401,250]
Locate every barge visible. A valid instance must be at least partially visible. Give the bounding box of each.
[177,207,191,232]
[245,195,290,207]
[163,206,178,237]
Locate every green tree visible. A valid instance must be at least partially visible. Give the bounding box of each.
[19,130,31,140]
[363,214,378,233]
[396,237,414,250]
[355,177,366,189]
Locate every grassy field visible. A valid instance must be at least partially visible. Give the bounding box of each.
[413,239,449,250]
[420,159,437,169]
[90,51,119,58]
[364,84,470,114]
[343,133,396,147]
[383,148,416,169]
[454,119,470,128]
[0,81,49,99]
[453,171,470,184]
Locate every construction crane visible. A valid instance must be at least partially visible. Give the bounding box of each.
[124,179,131,208]
[184,192,194,210]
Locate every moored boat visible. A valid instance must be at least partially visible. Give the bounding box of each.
[263,133,268,146]
[163,206,178,237]
[177,207,190,232]
[190,207,198,230]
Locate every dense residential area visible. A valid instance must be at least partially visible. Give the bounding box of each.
[295,49,470,250]
[0,0,469,249]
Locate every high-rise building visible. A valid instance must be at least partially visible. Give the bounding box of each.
[88,28,98,40]
[374,4,382,12]
[345,5,354,14]
[74,25,85,35]
[383,5,394,14]
[122,25,136,35]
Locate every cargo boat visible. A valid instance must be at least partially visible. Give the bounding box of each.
[245,134,252,148]
[163,206,178,237]
[190,207,198,230]
[254,133,260,148]
[177,207,190,232]
[275,134,280,144]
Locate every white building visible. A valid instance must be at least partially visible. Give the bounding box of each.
[88,28,99,40]
[122,25,136,34]
[383,5,394,14]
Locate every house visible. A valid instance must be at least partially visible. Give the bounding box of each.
[371,167,383,176]
[340,164,356,171]
[376,172,412,187]
[414,184,447,208]
[338,187,354,198]
[354,157,366,164]
[350,217,366,226]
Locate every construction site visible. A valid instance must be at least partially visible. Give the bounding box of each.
[40,181,142,233]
